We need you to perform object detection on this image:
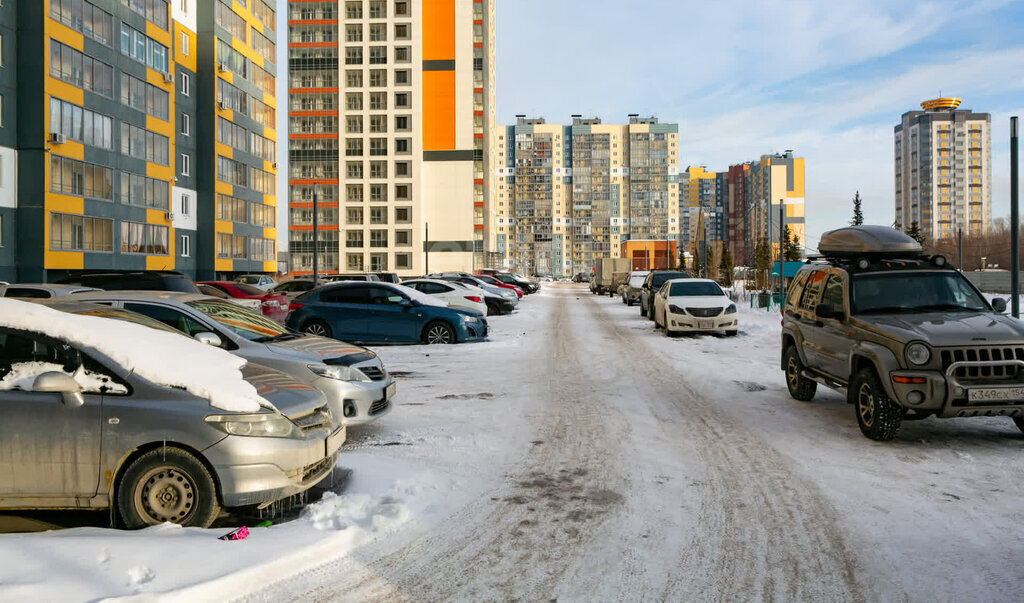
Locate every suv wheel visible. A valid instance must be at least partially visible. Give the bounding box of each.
[852,368,902,441]
[784,346,817,401]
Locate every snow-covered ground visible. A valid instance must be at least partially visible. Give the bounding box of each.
[2,285,1023,601]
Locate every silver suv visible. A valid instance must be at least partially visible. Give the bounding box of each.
[781,226,1022,441]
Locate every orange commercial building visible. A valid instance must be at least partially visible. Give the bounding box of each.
[621,240,677,271]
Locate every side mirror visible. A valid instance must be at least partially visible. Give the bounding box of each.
[33,372,84,408]
[193,332,222,347]
[815,304,843,320]
[400,298,415,307]
[991,297,1007,313]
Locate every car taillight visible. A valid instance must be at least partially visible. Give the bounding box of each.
[465,296,482,303]
[288,302,303,311]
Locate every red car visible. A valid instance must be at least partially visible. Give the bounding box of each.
[472,274,523,298]
[198,281,289,323]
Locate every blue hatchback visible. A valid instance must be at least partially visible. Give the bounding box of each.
[285,282,488,344]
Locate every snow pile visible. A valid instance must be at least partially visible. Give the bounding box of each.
[0,362,129,394]
[305,491,411,532]
[0,298,265,412]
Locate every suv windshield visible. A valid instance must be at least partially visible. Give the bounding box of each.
[669,281,724,297]
[185,299,291,341]
[851,271,989,314]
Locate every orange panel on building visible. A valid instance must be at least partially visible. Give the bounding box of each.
[422,71,455,150]
[422,0,455,60]
[621,240,678,271]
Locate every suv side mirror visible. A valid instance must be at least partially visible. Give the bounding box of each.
[33,372,84,408]
[815,304,844,321]
[991,297,1007,313]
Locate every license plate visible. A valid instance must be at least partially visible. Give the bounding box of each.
[698,320,713,329]
[386,382,397,400]
[967,387,1024,402]
[326,424,346,456]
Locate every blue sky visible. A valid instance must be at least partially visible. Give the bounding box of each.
[275,0,1024,251]
[494,0,1024,250]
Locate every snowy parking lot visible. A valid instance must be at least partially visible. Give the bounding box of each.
[2,283,1023,601]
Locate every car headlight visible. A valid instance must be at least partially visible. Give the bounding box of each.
[668,304,686,314]
[205,412,303,438]
[308,364,372,382]
[724,304,737,314]
[905,342,931,366]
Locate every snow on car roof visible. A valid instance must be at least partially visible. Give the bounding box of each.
[0,298,266,412]
[390,283,448,307]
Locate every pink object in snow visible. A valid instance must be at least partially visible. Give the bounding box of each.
[218,526,249,541]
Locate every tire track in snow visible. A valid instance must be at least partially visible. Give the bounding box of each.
[581,293,872,602]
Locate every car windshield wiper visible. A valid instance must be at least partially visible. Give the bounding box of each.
[255,333,301,343]
[857,306,919,314]
[910,304,985,312]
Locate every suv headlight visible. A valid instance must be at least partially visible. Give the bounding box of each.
[205,412,302,438]
[905,342,931,366]
[308,364,372,382]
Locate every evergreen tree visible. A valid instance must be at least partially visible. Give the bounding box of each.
[850,191,864,226]
[753,238,770,290]
[719,247,733,286]
[784,225,802,261]
[906,221,926,246]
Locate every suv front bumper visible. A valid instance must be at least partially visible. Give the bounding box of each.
[889,359,1024,418]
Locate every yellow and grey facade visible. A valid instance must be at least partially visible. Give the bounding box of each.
[1,0,276,283]
[288,0,495,277]
[895,97,991,241]
[492,116,679,277]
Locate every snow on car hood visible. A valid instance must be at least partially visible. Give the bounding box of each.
[0,298,266,412]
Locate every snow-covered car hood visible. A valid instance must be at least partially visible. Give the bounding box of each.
[667,295,731,307]
[264,333,377,364]
[856,311,1024,347]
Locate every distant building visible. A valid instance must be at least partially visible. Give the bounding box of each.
[895,97,991,241]
[492,115,679,276]
[287,0,496,277]
[0,0,278,283]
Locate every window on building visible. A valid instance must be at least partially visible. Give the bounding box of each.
[49,213,114,252]
[395,115,410,131]
[347,207,363,224]
[369,46,386,64]
[345,1,362,19]
[395,252,411,269]
[180,72,190,96]
[346,138,363,156]
[346,24,362,41]
[49,155,114,200]
[369,92,386,109]
[346,115,363,133]
[347,184,363,201]
[369,0,385,18]
[370,184,387,201]
[181,153,190,176]
[395,92,410,107]
[394,70,410,85]
[180,234,190,257]
[181,31,189,55]
[394,1,409,16]
[369,252,387,271]
[370,114,387,133]
[345,47,362,65]
[395,161,410,177]
[346,161,363,178]
[180,193,190,215]
[181,112,190,135]
[369,69,387,87]
[121,221,170,255]
[394,24,409,39]
[346,253,363,270]
[396,230,411,246]
[369,160,387,177]
[395,207,411,223]
[395,138,410,154]
[346,69,362,87]
[369,206,386,224]
[346,230,363,248]
[369,230,387,248]
[369,23,386,41]
[395,184,410,200]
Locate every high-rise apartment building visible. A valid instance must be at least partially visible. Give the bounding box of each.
[895,97,991,241]
[287,0,495,277]
[492,115,679,276]
[678,166,724,250]
[724,152,805,266]
[0,0,277,283]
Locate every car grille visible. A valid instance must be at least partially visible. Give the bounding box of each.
[286,452,338,485]
[941,347,1024,380]
[369,397,390,415]
[686,307,723,317]
[291,406,332,432]
[358,365,387,381]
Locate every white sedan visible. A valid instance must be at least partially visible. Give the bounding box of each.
[652,278,738,336]
[401,278,488,315]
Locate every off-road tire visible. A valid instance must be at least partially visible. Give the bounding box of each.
[851,367,902,441]
[1012,415,1024,434]
[118,448,220,529]
[422,321,456,344]
[783,346,817,401]
[303,319,332,338]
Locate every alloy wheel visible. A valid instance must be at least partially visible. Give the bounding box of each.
[857,383,875,427]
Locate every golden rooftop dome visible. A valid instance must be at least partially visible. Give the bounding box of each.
[920,98,962,111]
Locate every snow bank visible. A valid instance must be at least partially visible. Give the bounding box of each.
[0,298,265,412]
